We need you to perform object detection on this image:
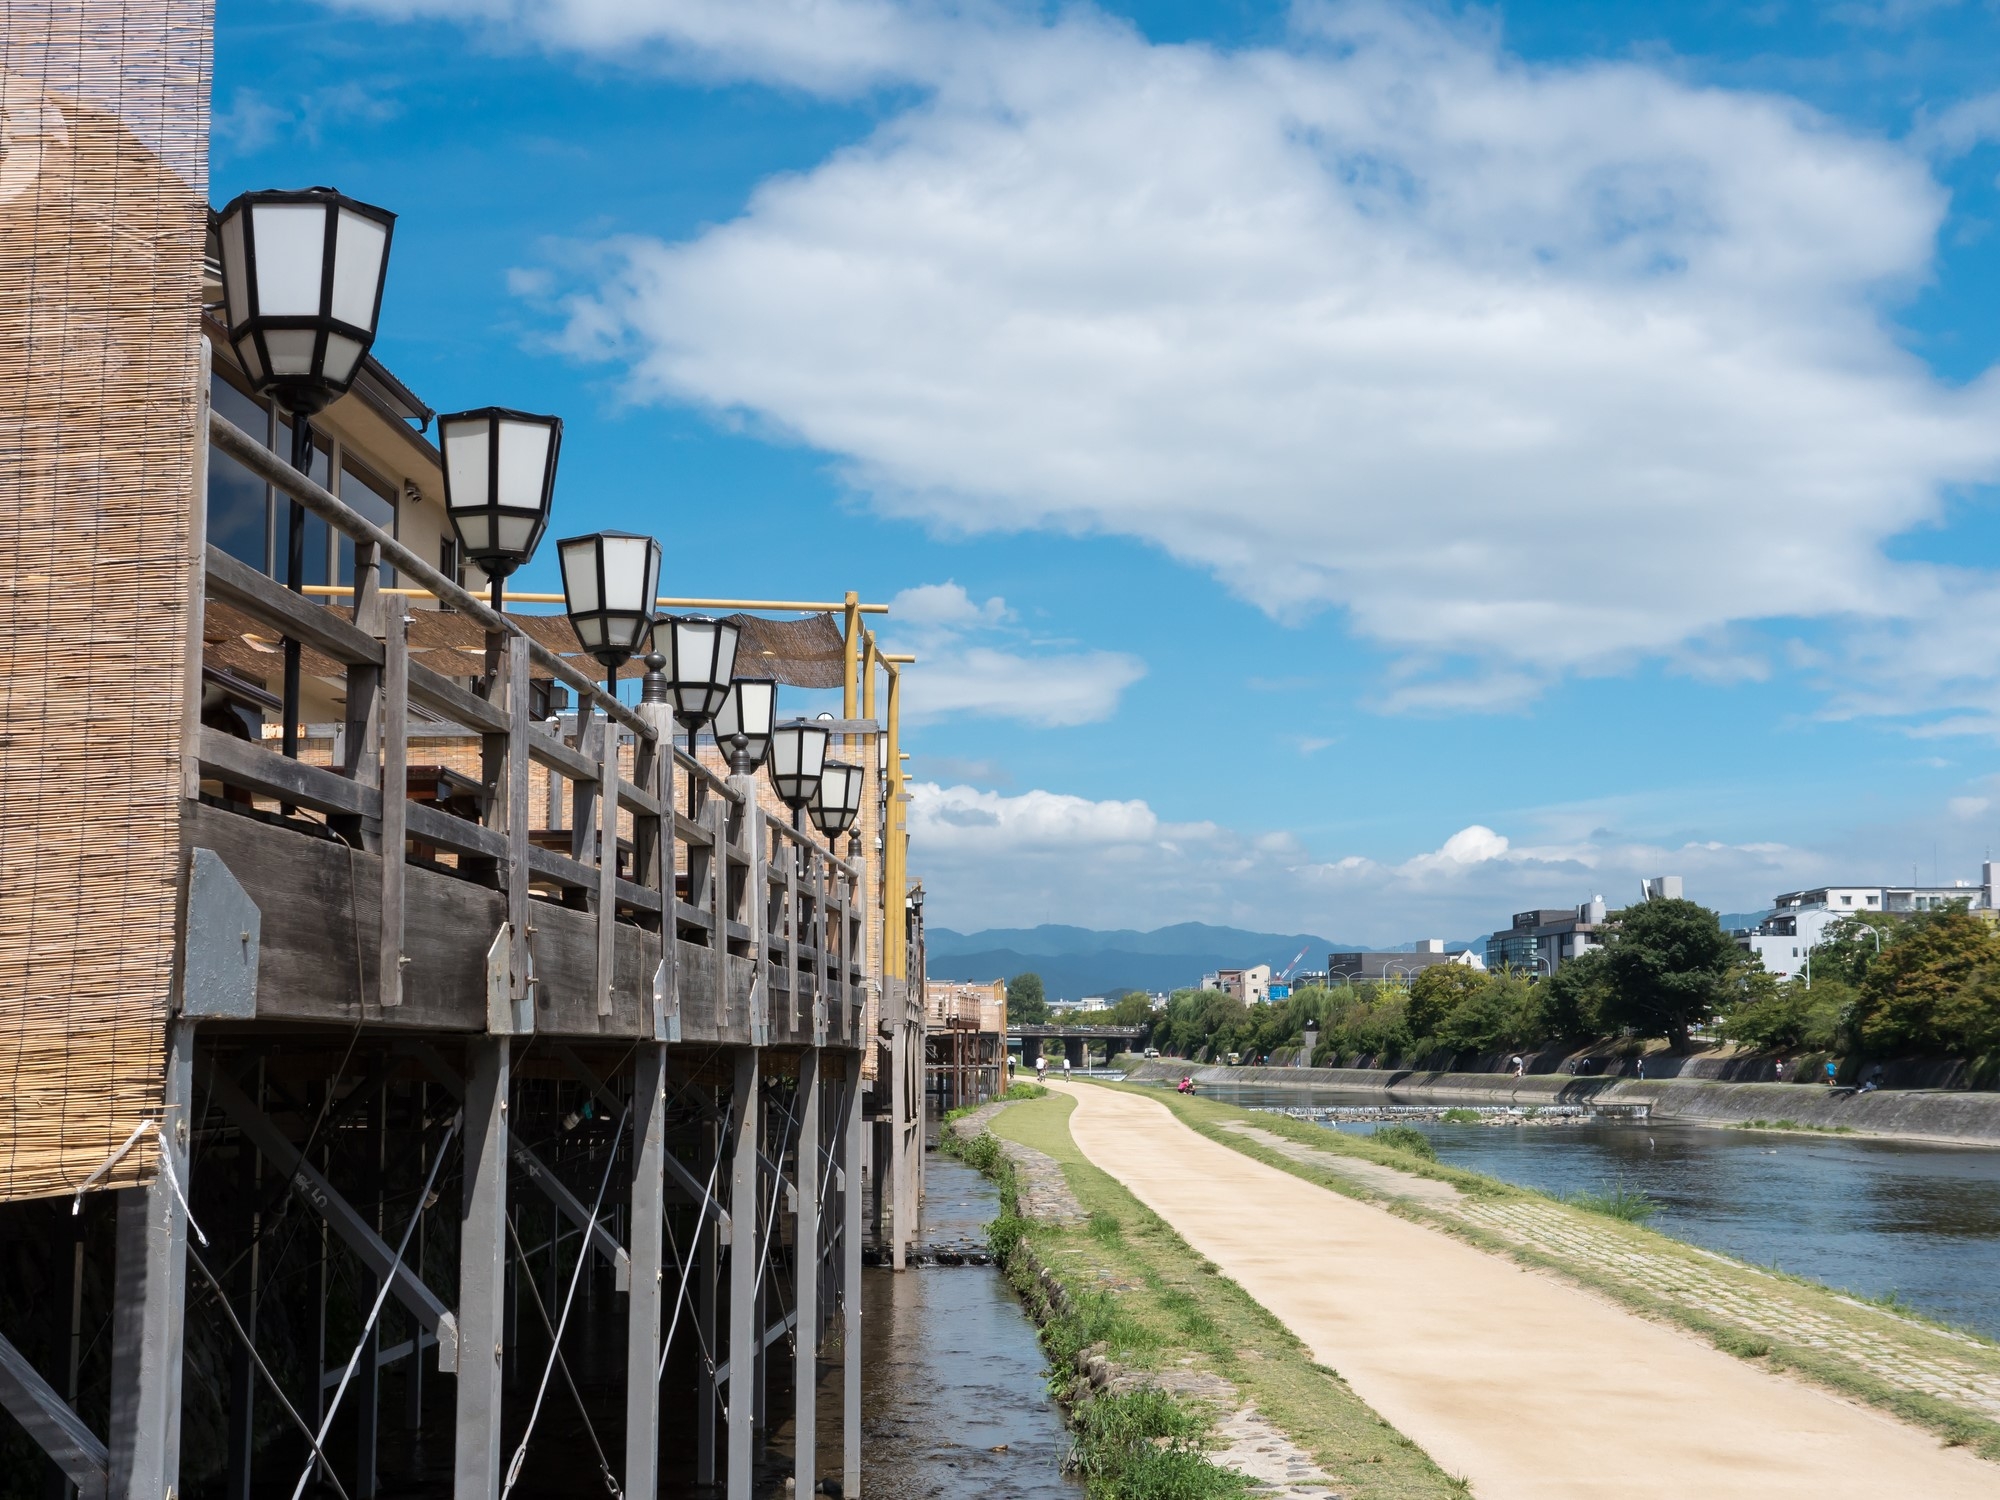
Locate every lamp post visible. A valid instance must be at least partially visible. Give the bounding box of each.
[713,677,777,776]
[810,760,864,855]
[557,530,662,706]
[768,719,831,830]
[215,186,395,760]
[437,407,561,615]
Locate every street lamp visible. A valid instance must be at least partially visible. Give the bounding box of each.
[810,760,864,851]
[557,530,661,701]
[713,676,777,775]
[437,407,562,613]
[648,614,740,736]
[768,719,830,822]
[215,186,395,761]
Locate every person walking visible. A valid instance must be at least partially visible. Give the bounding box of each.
[1774,1056,1786,1082]
[1826,1059,1838,1086]
[1035,1054,1047,1081]
[1510,1054,1524,1079]
[1062,1055,1072,1079]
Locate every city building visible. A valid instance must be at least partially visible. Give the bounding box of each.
[1328,939,1484,981]
[1739,867,1998,979]
[1215,965,1273,1005]
[926,978,1008,1112]
[1484,899,1609,974]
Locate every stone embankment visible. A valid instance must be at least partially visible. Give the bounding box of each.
[1126,1059,2000,1146]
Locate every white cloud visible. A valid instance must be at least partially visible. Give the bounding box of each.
[908,781,1825,935]
[883,580,1145,726]
[514,0,2000,714]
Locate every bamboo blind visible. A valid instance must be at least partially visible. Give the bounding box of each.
[0,0,211,1202]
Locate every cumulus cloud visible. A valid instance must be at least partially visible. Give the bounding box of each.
[884,580,1145,726]
[510,0,2000,713]
[908,781,1826,935]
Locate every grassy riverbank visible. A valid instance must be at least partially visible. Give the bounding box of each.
[1114,1080,2000,1463]
[957,1090,1473,1500]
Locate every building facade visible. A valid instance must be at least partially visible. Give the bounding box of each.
[1484,899,1609,974]
[1739,867,1999,979]
[1329,939,1484,981]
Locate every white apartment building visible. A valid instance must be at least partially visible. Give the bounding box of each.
[1740,866,1998,980]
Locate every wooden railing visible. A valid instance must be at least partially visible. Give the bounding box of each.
[197,409,865,1041]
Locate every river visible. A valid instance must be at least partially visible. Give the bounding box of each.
[1177,1081,2000,1341]
[856,1153,1083,1498]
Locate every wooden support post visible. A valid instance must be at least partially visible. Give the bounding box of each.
[889,982,907,1271]
[455,1038,510,1500]
[625,1046,667,1497]
[505,639,532,1027]
[696,1113,719,1488]
[356,1082,384,1499]
[596,714,618,1015]
[108,1019,193,1500]
[571,714,602,868]
[727,1049,759,1500]
[379,609,407,1007]
[793,1051,820,1497]
[842,1057,863,1499]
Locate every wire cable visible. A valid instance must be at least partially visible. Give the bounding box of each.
[501,1103,630,1499]
[505,1210,622,1498]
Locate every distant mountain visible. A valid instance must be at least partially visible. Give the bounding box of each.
[923,922,1474,1000]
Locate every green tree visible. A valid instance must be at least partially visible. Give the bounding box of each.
[1107,991,1156,1030]
[1719,973,1853,1053]
[1854,906,2000,1055]
[1007,972,1049,1026]
[1406,964,1486,1040]
[1601,898,1741,1046]
[1534,948,1612,1042]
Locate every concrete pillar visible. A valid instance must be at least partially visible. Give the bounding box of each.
[728,1049,759,1500]
[454,1037,510,1500]
[696,1114,719,1488]
[793,1052,820,1497]
[108,1020,193,1500]
[626,1045,667,1498]
[889,982,907,1271]
[842,1058,863,1500]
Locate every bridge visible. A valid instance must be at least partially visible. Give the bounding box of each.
[1011,1022,1146,1068]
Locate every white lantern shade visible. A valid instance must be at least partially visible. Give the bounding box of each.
[439,407,561,580]
[558,530,661,669]
[215,187,395,413]
[809,759,863,839]
[714,677,777,770]
[768,719,830,809]
[654,614,740,728]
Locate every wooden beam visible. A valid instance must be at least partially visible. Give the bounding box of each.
[205,545,382,667]
[379,611,407,1007]
[197,727,377,818]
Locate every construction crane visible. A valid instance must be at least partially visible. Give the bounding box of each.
[1277,946,1311,983]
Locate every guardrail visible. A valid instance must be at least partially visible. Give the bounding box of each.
[198,408,863,1037]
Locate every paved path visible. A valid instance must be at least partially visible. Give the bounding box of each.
[1053,1082,1998,1500]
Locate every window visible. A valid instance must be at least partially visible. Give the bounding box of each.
[1840,895,1852,905]
[206,371,273,573]
[1866,895,1879,906]
[273,415,333,590]
[338,456,396,587]
[440,535,462,590]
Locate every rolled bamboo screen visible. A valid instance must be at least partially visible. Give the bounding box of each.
[0,0,211,1202]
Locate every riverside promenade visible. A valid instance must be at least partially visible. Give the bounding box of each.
[1050,1080,1998,1500]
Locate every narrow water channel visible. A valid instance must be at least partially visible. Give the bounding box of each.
[1176,1082,2000,1341]
[859,1153,1082,1498]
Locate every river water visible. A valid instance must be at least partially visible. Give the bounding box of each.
[1178,1082,2000,1341]
[857,1153,1083,1498]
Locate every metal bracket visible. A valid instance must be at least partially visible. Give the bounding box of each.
[179,847,260,1019]
[486,923,535,1036]
[652,958,679,1043]
[0,1329,107,1498]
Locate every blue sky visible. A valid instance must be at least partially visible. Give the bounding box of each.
[213,0,2000,942]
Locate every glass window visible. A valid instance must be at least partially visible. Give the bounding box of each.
[338,456,397,588]
[206,372,272,572]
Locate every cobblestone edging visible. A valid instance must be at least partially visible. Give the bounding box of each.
[953,1101,1342,1497]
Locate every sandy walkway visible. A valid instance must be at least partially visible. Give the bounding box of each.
[1053,1082,1997,1500]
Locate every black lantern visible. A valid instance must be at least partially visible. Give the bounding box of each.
[713,677,777,775]
[653,614,740,731]
[438,407,562,611]
[215,187,395,415]
[768,719,830,813]
[558,530,661,688]
[809,759,863,842]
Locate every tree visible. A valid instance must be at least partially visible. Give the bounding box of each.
[1107,990,1156,1030]
[1007,972,1049,1026]
[1854,906,2000,1056]
[1406,964,1486,1040]
[1534,948,1612,1042]
[1601,898,1741,1046]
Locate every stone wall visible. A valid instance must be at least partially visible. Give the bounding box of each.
[1123,1059,2000,1146]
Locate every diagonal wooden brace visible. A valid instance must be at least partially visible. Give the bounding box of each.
[202,1063,460,1371]
[0,1328,107,1498]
